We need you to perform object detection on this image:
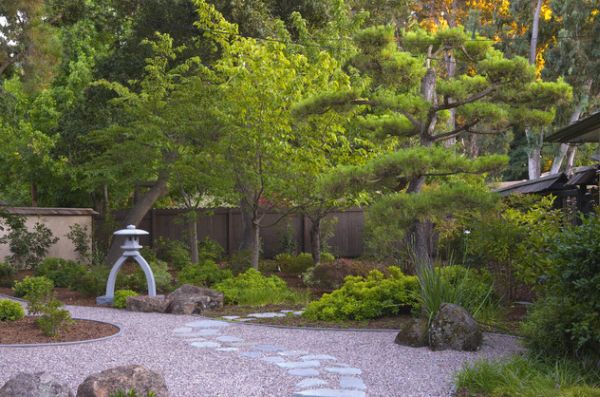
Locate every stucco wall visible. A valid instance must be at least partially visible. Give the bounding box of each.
[0,208,96,264]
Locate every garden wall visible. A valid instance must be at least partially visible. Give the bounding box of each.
[0,207,96,263]
[100,207,365,258]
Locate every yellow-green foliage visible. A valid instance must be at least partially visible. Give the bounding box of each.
[0,299,25,321]
[303,267,419,321]
[35,299,73,337]
[177,260,232,287]
[275,252,314,274]
[113,290,138,309]
[12,276,54,315]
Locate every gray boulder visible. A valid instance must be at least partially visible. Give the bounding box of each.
[126,295,168,313]
[429,303,482,351]
[76,365,169,397]
[166,284,224,315]
[394,318,429,348]
[0,372,73,397]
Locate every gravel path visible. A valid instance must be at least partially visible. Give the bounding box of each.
[0,305,522,397]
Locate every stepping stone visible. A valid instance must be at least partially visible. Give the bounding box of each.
[247,312,286,318]
[191,341,221,349]
[222,315,240,320]
[235,318,256,322]
[262,356,285,364]
[280,310,295,313]
[279,350,309,357]
[293,389,365,397]
[173,327,193,334]
[193,329,221,337]
[185,337,207,342]
[296,378,328,389]
[339,377,366,391]
[216,347,239,352]
[240,351,262,358]
[324,367,362,376]
[288,369,320,377]
[253,344,285,353]
[216,335,244,343]
[185,320,230,328]
[277,360,321,369]
[174,332,213,338]
[300,355,337,361]
[293,311,304,316]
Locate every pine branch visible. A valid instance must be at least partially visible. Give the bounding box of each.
[434,86,496,111]
[432,119,480,142]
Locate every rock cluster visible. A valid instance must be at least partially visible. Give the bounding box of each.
[394,303,482,352]
[126,284,224,315]
[0,365,169,397]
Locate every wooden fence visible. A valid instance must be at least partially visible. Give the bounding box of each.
[96,207,365,258]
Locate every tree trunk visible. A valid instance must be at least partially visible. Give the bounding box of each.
[413,221,434,268]
[30,183,38,207]
[550,143,570,174]
[188,212,199,264]
[565,145,577,174]
[530,0,543,65]
[104,170,170,266]
[309,218,321,265]
[239,199,260,269]
[527,145,542,180]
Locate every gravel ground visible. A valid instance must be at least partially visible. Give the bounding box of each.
[0,305,523,397]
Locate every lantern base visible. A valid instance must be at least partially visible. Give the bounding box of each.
[96,295,113,305]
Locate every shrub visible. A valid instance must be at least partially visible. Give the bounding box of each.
[197,236,224,262]
[13,276,54,315]
[275,252,314,274]
[154,237,190,270]
[113,290,139,309]
[65,224,91,262]
[227,250,253,275]
[0,262,15,287]
[73,266,110,297]
[110,391,156,397]
[0,299,25,321]
[36,257,87,288]
[523,214,600,360]
[321,252,335,263]
[303,267,419,321]
[302,259,376,291]
[177,260,232,287]
[120,259,173,293]
[36,299,73,337]
[0,214,59,270]
[214,268,304,306]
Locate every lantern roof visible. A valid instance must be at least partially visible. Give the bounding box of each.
[113,224,149,236]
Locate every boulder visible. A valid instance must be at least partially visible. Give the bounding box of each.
[429,303,482,351]
[126,295,168,313]
[76,365,169,397]
[394,318,429,348]
[0,372,73,397]
[166,284,224,315]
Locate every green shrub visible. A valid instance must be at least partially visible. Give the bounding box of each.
[13,276,54,315]
[110,390,156,397]
[73,266,109,297]
[154,237,190,269]
[321,252,335,263]
[36,299,73,337]
[0,214,59,270]
[116,259,173,294]
[275,252,314,274]
[177,260,232,287]
[303,267,419,321]
[36,257,87,288]
[65,224,91,262]
[113,289,139,309]
[455,355,600,397]
[523,214,600,361]
[0,299,25,321]
[198,236,224,262]
[227,250,253,275]
[214,268,304,306]
[302,259,376,291]
[0,262,15,287]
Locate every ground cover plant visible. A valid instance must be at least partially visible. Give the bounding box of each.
[0,299,25,321]
[177,260,232,287]
[113,290,139,309]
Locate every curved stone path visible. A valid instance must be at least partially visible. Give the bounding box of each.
[0,304,523,397]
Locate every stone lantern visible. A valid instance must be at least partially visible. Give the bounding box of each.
[96,225,156,305]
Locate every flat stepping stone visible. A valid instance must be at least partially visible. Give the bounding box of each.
[293,311,304,316]
[253,344,285,353]
[296,378,328,389]
[216,347,239,352]
[279,350,309,357]
[293,389,365,397]
[301,355,337,361]
[262,356,285,364]
[235,318,256,322]
[185,337,207,342]
[240,351,262,358]
[339,377,366,391]
[277,360,320,369]
[222,315,240,320]
[215,336,244,343]
[288,369,320,377]
[193,329,221,337]
[247,312,286,318]
[173,327,193,333]
[185,320,230,328]
[280,310,295,313]
[325,367,362,376]
[191,341,221,349]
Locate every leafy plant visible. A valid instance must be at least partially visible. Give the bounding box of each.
[117,259,173,294]
[154,237,191,270]
[0,262,15,287]
[35,257,87,288]
[275,252,314,274]
[0,299,25,321]
[227,250,253,275]
[73,266,110,297]
[197,236,224,262]
[35,299,73,337]
[109,390,156,397]
[303,267,419,321]
[12,276,54,315]
[0,215,59,270]
[65,223,91,262]
[302,259,377,291]
[113,289,139,309]
[214,268,305,306]
[177,260,232,287]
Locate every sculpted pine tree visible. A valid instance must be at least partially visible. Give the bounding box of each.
[295,25,571,265]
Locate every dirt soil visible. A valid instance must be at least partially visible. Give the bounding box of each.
[0,316,119,344]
